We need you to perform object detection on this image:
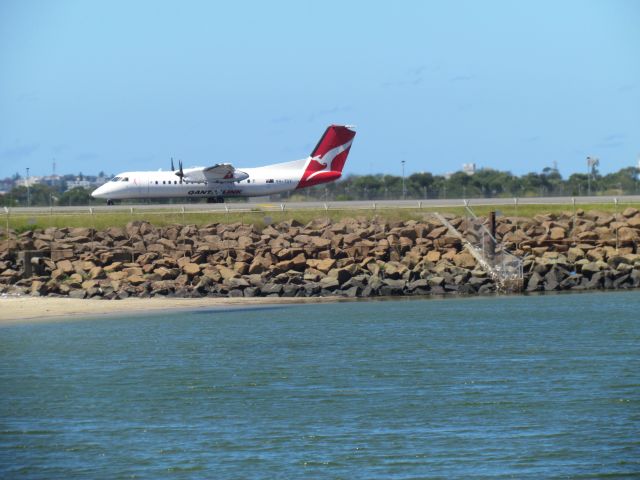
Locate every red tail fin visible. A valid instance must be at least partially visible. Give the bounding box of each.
[297,125,356,189]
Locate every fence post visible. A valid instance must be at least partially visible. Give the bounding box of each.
[572,197,576,237]
[3,206,9,251]
[514,197,519,236]
[489,211,496,260]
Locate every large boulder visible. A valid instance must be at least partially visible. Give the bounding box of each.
[154,267,179,280]
[182,263,201,276]
[248,254,274,274]
[453,251,476,269]
[319,276,340,291]
[383,261,408,279]
[127,275,147,286]
[549,227,566,241]
[526,271,543,291]
[217,265,239,280]
[327,267,352,285]
[617,227,638,243]
[56,259,74,274]
[306,258,336,273]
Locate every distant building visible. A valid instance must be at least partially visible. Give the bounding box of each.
[40,175,64,188]
[95,174,109,186]
[462,163,476,175]
[65,175,107,191]
[65,178,93,191]
[0,172,108,195]
[15,176,42,187]
[0,179,13,195]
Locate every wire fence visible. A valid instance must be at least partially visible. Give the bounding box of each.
[462,207,524,291]
[2,195,639,219]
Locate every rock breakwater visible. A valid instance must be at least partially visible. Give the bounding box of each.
[1,208,640,299]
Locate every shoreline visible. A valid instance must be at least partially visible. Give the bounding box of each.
[0,295,348,324]
[3,288,637,324]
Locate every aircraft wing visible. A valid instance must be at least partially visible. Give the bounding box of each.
[184,163,249,183]
[203,164,238,180]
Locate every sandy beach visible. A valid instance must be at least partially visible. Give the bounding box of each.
[0,295,344,324]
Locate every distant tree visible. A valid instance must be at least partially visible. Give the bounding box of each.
[408,172,435,197]
[566,173,589,196]
[59,187,94,206]
[5,184,58,206]
[601,167,639,194]
[450,174,467,196]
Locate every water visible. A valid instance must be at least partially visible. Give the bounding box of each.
[1,292,639,479]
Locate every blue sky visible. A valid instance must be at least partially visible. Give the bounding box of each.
[1,0,638,179]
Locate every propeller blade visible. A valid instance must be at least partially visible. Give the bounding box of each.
[171,157,175,171]
[175,160,184,183]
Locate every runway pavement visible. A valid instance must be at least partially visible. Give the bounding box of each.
[5,195,640,215]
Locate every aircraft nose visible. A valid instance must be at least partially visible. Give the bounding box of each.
[91,184,108,199]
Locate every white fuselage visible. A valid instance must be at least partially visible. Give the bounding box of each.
[92,158,310,201]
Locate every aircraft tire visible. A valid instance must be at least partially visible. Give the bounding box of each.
[106,199,114,206]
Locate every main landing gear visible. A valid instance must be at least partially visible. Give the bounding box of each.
[207,196,225,204]
[106,199,114,206]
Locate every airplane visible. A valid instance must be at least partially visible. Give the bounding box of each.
[91,125,356,205]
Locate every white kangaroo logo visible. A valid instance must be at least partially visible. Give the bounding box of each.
[307,139,353,179]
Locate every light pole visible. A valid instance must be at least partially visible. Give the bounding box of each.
[26,167,30,207]
[401,160,406,200]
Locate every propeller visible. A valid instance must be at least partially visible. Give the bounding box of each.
[171,157,175,171]
[175,159,184,184]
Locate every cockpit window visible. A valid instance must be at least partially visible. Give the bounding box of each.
[121,177,129,182]
[111,176,121,182]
